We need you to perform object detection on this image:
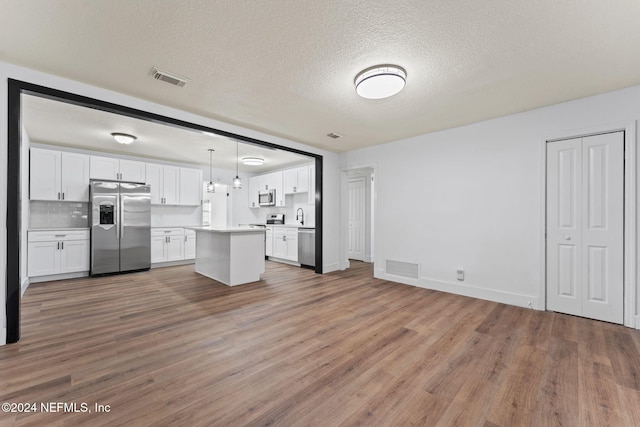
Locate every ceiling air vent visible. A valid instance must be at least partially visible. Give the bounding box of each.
[327,132,342,139]
[150,67,190,87]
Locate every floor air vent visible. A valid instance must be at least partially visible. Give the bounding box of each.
[150,67,190,87]
[385,260,419,279]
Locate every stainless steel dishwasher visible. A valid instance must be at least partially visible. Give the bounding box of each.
[298,228,315,268]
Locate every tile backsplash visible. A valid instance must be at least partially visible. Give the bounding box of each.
[30,201,89,229]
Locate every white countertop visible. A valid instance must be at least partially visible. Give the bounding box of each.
[258,224,315,229]
[189,226,266,234]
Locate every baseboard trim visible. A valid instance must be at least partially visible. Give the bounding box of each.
[323,262,340,274]
[375,269,420,287]
[635,316,640,330]
[364,255,374,263]
[21,278,30,297]
[151,259,194,269]
[375,268,540,310]
[30,271,88,283]
[0,327,6,346]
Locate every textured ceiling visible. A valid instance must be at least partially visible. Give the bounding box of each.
[2,0,640,153]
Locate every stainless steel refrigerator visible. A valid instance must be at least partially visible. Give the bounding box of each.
[90,181,151,276]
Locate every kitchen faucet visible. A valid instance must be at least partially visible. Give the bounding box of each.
[296,208,304,225]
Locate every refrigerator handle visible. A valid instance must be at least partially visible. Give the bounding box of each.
[120,196,125,240]
[116,190,120,241]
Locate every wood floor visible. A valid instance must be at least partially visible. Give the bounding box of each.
[1,261,640,426]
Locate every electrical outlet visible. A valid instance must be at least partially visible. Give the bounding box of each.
[456,269,464,281]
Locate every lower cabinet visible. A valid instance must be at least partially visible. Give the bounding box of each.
[28,230,90,277]
[184,229,196,259]
[151,228,184,263]
[271,227,298,262]
[151,228,196,263]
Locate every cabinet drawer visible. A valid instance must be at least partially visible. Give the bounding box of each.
[151,228,184,237]
[28,230,89,242]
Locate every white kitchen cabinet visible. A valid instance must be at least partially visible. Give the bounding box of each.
[248,171,285,207]
[151,228,185,263]
[272,227,298,262]
[308,164,316,205]
[30,148,90,202]
[119,159,147,182]
[265,227,273,256]
[27,230,90,277]
[184,229,196,259]
[90,156,146,183]
[146,163,180,205]
[248,176,260,208]
[179,167,202,206]
[284,166,309,195]
[272,171,285,207]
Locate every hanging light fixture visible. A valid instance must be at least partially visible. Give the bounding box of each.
[354,65,406,99]
[206,148,215,193]
[232,140,242,189]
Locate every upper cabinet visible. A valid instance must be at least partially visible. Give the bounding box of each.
[30,148,89,202]
[146,163,180,205]
[284,166,309,195]
[248,164,314,208]
[179,167,202,206]
[308,163,316,205]
[90,156,146,183]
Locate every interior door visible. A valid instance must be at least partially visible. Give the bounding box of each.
[348,177,365,261]
[546,132,624,324]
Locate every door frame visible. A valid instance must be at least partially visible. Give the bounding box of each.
[539,121,637,328]
[340,163,377,271]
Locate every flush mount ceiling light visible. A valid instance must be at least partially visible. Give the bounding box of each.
[111,132,136,145]
[242,157,264,166]
[354,65,407,99]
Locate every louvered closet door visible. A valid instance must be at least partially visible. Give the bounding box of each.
[546,132,624,324]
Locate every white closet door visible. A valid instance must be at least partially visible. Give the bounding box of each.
[547,138,582,317]
[546,132,623,324]
[580,133,624,323]
[348,178,365,261]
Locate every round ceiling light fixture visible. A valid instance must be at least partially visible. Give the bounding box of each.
[242,157,264,166]
[111,132,137,145]
[354,65,407,99]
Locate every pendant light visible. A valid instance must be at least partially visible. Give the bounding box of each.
[206,148,215,193]
[232,140,242,189]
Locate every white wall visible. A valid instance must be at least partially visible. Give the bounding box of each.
[0,60,341,345]
[341,84,640,324]
[20,126,30,296]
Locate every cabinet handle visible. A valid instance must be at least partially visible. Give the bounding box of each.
[61,242,64,250]
[57,242,60,250]
[58,192,61,200]
[62,192,65,200]
[184,235,187,242]
[293,186,296,192]
[283,235,286,241]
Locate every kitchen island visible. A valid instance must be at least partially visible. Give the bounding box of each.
[188,226,265,286]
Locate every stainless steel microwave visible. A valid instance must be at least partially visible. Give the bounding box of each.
[259,189,276,206]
